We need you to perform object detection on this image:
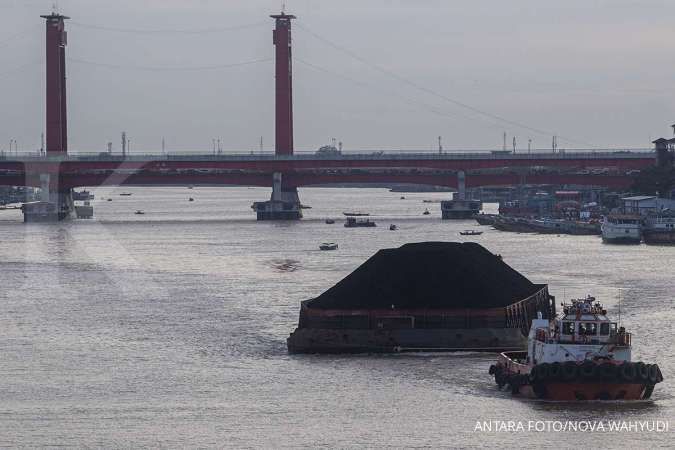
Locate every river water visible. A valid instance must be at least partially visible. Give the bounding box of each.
[0,187,673,448]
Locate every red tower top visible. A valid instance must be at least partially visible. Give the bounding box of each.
[271,12,295,156]
[41,13,69,155]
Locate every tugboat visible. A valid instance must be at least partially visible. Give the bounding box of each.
[489,296,663,400]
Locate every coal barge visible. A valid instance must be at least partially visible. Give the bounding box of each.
[287,242,555,353]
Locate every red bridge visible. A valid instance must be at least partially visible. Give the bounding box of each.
[0,151,655,191]
[3,11,657,221]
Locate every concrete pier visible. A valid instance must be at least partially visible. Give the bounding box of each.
[252,172,302,220]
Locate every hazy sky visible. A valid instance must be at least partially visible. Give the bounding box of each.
[1,0,674,153]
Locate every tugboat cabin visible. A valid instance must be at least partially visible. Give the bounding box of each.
[556,297,623,345]
[529,296,631,365]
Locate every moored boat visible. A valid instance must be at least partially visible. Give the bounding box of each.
[344,217,376,227]
[474,213,498,226]
[441,198,482,220]
[601,214,642,244]
[489,296,663,401]
[643,212,675,245]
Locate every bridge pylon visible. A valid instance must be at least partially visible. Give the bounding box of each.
[253,12,302,220]
[23,12,75,222]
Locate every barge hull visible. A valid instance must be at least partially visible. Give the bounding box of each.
[287,327,526,354]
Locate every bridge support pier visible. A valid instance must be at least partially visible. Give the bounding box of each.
[252,172,302,220]
[21,173,74,223]
[441,170,482,219]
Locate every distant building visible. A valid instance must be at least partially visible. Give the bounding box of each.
[315,145,341,156]
[622,196,675,215]
[652,136,675,168]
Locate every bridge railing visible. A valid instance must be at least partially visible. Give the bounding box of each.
[0,149,655,163]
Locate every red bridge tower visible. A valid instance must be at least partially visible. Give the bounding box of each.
[40,12,69,155]
[271,12,295,156]
[252,12,302,220]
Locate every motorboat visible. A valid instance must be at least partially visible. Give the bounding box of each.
[459,230,483,236]
[319,242,338,251]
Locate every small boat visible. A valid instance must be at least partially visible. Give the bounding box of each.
[460,230,483,236]
[107,198,112,202]
[343,211,369,216]
[300,204,312,209]
[134,210,145,215]
[325,219,335,224]
[389,224,398,231]
[400,196,406,200]
[119,193,132,196]
[489,296,663,401]
[188,185,194,189]
[423,209,430,215]
[345,217,376,228]
[319,242,338,251]
[188,197,194,202]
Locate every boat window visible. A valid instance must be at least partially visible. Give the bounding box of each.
[579,322,597,335]
[610,323,618,334]
[562,322,574,335]
[600,323,610,335]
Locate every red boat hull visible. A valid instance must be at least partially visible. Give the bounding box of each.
[516,382,651,401]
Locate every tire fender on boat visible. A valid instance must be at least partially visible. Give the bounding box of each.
[580,361,595,380]
[619,362,637,382]
[549,362,563,381]
[561,361,577,381]
[636,362,649,383]
[647,364,659,384]
[598,363,616,380]
[536,363,550,383]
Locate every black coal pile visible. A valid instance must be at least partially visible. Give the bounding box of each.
[307,242,537,309]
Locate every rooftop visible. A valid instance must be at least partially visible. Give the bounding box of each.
[622,195,657,201]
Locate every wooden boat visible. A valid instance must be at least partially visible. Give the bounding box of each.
[459,230,483,236]
[319,242,338,251]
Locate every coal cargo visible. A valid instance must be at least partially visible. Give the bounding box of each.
[287,242,555,353]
